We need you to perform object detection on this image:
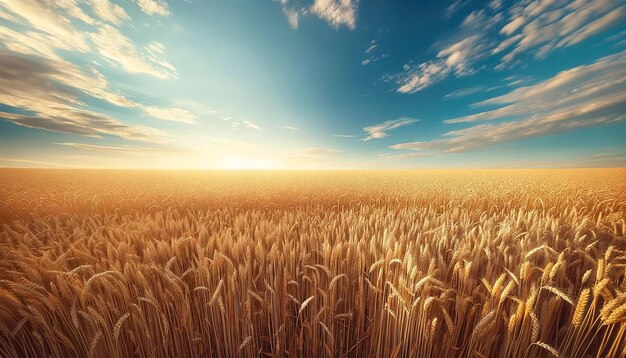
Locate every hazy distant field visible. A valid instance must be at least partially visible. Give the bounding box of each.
[0,169,625,357]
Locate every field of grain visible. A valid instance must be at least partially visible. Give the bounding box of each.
[0,169,625,357]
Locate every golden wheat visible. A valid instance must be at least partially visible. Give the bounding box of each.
[0,168,625,357]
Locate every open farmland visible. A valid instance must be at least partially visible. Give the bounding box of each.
[0,169,625,357]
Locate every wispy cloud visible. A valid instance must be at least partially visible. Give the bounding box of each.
[499,0,625,63]
[0,51,168,142]
[284,126,300,131]
[332,134,355,138]
[244,120,263,131]
[362,55,388,66]
[0,0,91,53]
[379,152,430,160]
[443,0,471,20]
[363,117,418,141]
[90,25,176,79]
[366,39,377,54]
[282,7,300,29]
[362,39,388,65]
[0,0,201,142]
[311,0,358,30]
[56,142,157,153]
[390,51,626,155]
[446,51,626,124]
[488,0,502,11]
[0,0,176,79]
[444,86,484,99]
[90,0,130,25]
[277,0,358,31]
[142,106,197,124]
[393,0,625,93]
[395,10,501,94]
[225,118,264,131]
[135,0,171,16]
[297,147,340,156]
[0,158,67,168]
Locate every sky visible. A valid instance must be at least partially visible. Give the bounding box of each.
[0,0,625,169]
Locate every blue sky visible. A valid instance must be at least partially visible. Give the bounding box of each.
[0,0,625,169]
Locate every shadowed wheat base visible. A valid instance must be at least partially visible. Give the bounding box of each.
[1,169,625,357]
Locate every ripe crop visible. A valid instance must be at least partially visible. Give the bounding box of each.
[1,169,625,357]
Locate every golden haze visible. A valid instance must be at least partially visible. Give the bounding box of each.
[0,169,625,357]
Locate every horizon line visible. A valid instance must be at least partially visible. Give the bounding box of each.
[2,166,625,171]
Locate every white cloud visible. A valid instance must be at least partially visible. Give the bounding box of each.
[501,16,525,35]
[390,51,626,155]
[395,10,501,93]
[444,86,484,99]
[0,48,193,141]
[499,0,625,62]
[0,0,178,81]
[489,0,502,11]
[444,0,471,20]
[0,0,207,156]
[0,0,91,52]
[57,0,98,25]
[379,152,430,160]
[393,0,624,93]
[56,142,157,153]
[447,51,626,124]
[558,6,625,48]
[0,1,177,81]
[363,117,418,141]
[366,40,377,54]
[362,54,388,65]
[276,0,358,31]
[332,134,355,138]
[143,106,197,124]
[87,0,130,25]
[0,17,191,125]
[244,120,263,131]
[1,110,166,142]
[283,8,300,29]
[311,0,357,30]
[0,158,67,167]
[90,25,177,79]
[362,39,388,66]
[396,61,450,94]
[135,0,170,16]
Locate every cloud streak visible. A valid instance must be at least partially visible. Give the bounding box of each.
[277,0,358,31]
[244,120,263,131]
[393,0,625,93]
[135,0,171,16]
[363,117,418,141]
[297,147,339,156]
[390,51,626,155]
[395,10,501,93]
[0,0,199,138]
[0,50,179,141]
[311,0,358,30]
[90,25,177,79]
[143,106,197,124]
[56,142,157,153]
[89,0,130,25]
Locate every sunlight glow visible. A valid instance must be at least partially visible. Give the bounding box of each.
[215,155,278,170]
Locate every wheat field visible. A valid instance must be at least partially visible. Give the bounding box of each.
[0,169,625,357]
